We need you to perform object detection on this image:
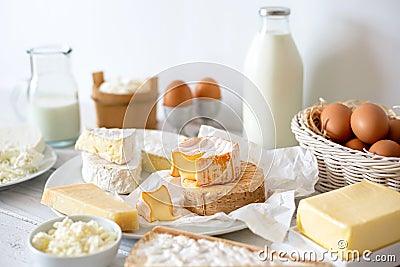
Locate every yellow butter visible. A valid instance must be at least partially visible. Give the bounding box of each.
[297,181,400,259]
[41,183,139,231]
[136,185,180,223]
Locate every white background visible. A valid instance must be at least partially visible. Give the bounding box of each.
[1,0,399,131]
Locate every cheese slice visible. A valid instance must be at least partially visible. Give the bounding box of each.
[41,183,139,231]
[0,125,45,153]
[81,152,141,194]
[297,181,400,259]
[136,129,186,172]
[183,161,265,216]
[171,136,240,187]
[136,185,180,222]
[75,128,135,164]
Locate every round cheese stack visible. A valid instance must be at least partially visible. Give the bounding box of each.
[182,161,265,216]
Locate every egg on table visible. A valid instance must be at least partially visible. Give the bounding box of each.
[320,103,353,143]
[163,80,193,107]
[194,78,221,100]
[351,103,389,144]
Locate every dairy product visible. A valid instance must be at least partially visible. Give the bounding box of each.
[0,125,45,153]
[297,181,400,259]
[75,128,135,164]
[30,96,80,143]
[137,129,186,173]
[81,152,141,194]
[243,8,302,149]
[136,185,180,222]
[171,136,240,186]
[41,183,139,231]
[32,217,117,256]
[99,77,145,95]
[183,161,265,216]
[0,147,44,183]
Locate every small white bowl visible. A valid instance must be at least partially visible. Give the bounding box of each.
[28,215,122,267]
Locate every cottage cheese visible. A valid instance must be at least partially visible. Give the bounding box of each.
[32,217,117,257]
[0,147,43,183]
[99,77,146,94]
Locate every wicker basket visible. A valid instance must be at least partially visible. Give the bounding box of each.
[291,100,400,193]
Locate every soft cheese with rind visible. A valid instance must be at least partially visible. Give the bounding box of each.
[136,185,180,222]
[81,152,141,194]
[0,125,45,152]
[171,136,240,186]
[75,128,135,164]
[136,129,186,172]
[183,161,265,216]
[41,183,139,231]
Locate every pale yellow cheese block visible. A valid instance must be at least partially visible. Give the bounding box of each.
[136,185,180,222]
[297,181,400,259]
[41,183,139,231]
[182,161,265,216]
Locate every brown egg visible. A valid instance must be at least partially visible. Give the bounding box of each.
[163,80,193,107]
[194,78,221,99]
[351,103,389,144]
[344,138,369,151]
[369,139,400,157]
[387,119,400,143]
[320,103,353,143]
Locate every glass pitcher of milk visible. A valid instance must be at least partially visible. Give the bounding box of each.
[27,45,80,147]
[243,7,303,149]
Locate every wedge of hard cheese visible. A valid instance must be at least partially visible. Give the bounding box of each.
[81,152,141,194]
[297,181,400,259]
[136,185,180,222]
[171,136,240,186]
[183,161,265,216]
[75,128,135,164]
[41,183,139,231]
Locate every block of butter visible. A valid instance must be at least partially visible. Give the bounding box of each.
[41,183,139,231]
[75,128,135,164]
[297,181,400,259]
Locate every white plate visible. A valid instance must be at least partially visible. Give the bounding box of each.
[45,155,247,239]
[0,145,57,190]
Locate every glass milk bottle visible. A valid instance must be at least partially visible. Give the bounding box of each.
[27,45,80,147]
[243,7,303,149]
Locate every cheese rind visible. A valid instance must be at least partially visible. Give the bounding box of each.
[297,181,400,259]
[183,161,265,216]
[136,185,180,222]
[75,128,135,164]
[41,183,139,231]
[171,136,240,186]
[81,152,141,194]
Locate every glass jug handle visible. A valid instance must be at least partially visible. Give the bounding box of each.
[10,79,29,122]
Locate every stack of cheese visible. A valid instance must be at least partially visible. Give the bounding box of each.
[75,128,141,194]
[171,136,266,216]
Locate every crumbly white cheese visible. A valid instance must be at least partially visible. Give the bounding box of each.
[99,77,147,95]
[0,147,44,183]
[134,233,265,266]
[32,217,117,257]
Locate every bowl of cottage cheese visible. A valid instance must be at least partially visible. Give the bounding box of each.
[28,215,122,267]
